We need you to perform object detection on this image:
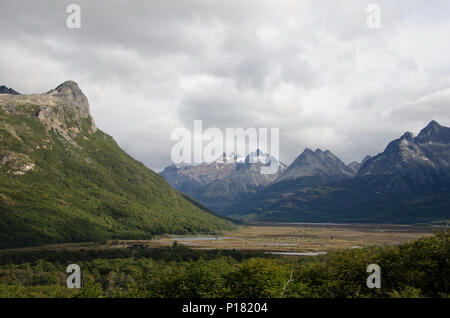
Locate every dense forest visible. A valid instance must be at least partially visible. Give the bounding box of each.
[0,231,448,298]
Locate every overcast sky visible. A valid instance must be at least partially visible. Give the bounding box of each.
[1,0,449,171]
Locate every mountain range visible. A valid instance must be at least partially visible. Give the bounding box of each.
[160,150,286,213]
[0,81,233,248]
[161,121,450,224]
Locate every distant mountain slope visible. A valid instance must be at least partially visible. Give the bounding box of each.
[0,85,20,95]
[0,81,233,249]
[228,121,450,224]
[160,150,286,213]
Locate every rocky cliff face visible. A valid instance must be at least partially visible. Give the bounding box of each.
[42,81,97,134]
[46,81,94,120]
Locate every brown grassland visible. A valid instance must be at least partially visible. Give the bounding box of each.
[0,222,436,254]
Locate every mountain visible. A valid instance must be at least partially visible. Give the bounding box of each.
[361,155,372,165]
[359,121,449,177]
[347,155,371,174]
[0,81,233,248]
[347,161,361,174]
[160,149,286,213]
[227,121,450,224]
[0,85,20,95]
[224,148,356,217]
[277,148,355,182]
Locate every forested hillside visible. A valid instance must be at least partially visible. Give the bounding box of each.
[0,82,234,249]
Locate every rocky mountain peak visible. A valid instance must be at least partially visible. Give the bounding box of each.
[216,152,243,163]
[42,81,97,134]
[401,131,414,141]
[0,85,20,95]
[416,120,449,144]
[347,161,361,174]
[358,121,450,176]
[246,149,267,163]
[46,81,91,117]
[278,148,355,181]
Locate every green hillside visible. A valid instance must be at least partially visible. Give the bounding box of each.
[0,83,234,249]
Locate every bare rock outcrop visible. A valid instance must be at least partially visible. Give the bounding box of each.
[0,151,35,175]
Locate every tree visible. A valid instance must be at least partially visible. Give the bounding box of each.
[228,258,289,298]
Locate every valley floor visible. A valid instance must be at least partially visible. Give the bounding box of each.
[0,225,447,298]
[0,222,435,254]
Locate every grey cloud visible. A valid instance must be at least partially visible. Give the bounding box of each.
[1,0,450,171]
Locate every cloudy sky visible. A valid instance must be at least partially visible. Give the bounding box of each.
[1,0,449,171]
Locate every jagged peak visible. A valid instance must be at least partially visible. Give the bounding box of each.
[416,120,449,143]
[46,80,83,99]
[401,131,414,141]
[215,152,243,163]
[50,80,79,91]
[245,149,270,164]
[301,148,314,155]
[44,81,96,132]
[46,81,90,114]
[308,148,337,159]
[418,120,444,134]
[347,161,361,174]
[425,120,440,128]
